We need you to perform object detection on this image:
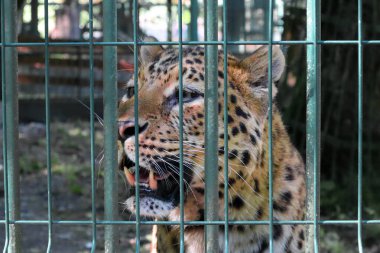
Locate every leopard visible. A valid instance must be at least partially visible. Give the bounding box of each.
[117,37,306,253]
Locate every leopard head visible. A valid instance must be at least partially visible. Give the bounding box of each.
[118,38,285,219]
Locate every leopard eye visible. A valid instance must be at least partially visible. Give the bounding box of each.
[126,87,134,98]
[176,89,202,103]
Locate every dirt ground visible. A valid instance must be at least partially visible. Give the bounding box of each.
[0,121,151,252]
[0,121,379,252]
[0,171,153,253]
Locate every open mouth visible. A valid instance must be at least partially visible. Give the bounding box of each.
[120,154,188,204]
[123,164,170,190]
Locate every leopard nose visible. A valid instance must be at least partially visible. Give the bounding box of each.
[118,120,149,141]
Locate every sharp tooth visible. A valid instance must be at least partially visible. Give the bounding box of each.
[128,166,136,173]
[124,166,135,185]
[149,170,158,190]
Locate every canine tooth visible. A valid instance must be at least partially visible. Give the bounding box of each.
[128,166,136,173]
[149,170,158,190]
[124,166,135,185]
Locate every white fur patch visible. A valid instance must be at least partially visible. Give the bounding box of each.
[121,94,128,102]
[125,196,174,218]
[163,84,177,97]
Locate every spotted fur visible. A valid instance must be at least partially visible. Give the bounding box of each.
[118,38,306,253]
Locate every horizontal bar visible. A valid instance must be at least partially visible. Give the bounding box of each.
[1,40,380,47]
[2,219,380,225]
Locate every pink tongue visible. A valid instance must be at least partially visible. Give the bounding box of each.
[139,175,149,183]
[138,170,150,183]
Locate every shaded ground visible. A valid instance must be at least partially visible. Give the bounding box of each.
[0,121,151,252]
[0,121,378,252]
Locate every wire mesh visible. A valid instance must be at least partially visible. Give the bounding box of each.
[0,0,377,252]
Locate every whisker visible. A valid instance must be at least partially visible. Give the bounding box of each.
[74,98,104,126]
[188,160,257,211]
[159,150,206,185]
[150,150,199,202]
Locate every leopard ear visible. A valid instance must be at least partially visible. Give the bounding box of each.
[240,46,285,97]
[140,36,163,65]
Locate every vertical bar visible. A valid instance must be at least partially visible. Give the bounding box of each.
[88,0,97,251]
[189,0,199,41]
[357,0,363,251]
[1,0,10,251]
[222,0,229,251]
[306,0,321,252]
[267,0,274,252]
[44,0,53,251]
[132,0,140,252]
[263,1,269,41]
[177,0,185,252]
[204,0,219,252]
[103,0,119,251]
[167,0,172,41]
[2,0,21,251]
[30,0,39,36]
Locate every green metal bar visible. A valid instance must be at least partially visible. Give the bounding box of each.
[357,0,363,251]
[88,0,97,251]
[2,219,380,225]
[306,0,321,252]
[263,0,269,41]
[222,0,229,251]
[103,0,119,251]
[204,0,219,251]
[177,0,185,252]
[267,0,274,251]
[43,0,53,251]
[30,0,39,36]
[2,0,21,251]
[189,0,199,41]
[1,0,10,251]
[3,40,380,47]
[132,0,140,252]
